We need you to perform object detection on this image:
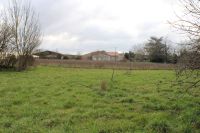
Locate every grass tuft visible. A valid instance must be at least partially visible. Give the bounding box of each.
[63,101,75,109]
[147,119,171,133]
[100,80,108,91]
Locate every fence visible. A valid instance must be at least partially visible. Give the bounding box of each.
[35,59,175,70]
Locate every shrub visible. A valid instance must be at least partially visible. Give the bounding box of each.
[75,56,82,60]
[0,55,36,71]
[0,55,17,70]
[15,55,35,71]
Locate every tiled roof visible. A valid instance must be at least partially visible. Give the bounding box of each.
[106,52,120,56]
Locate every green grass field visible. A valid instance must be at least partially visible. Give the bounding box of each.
[0,66,199,133]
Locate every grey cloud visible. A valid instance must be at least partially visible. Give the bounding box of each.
[0,0,182,54]
[78,27,132,41]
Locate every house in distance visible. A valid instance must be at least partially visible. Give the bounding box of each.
[34,51,65,59]
[82,51,124,61]
[34,50,125,61]
[34,50,81,60]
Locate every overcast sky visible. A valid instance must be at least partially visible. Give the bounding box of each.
[0,0,183,54]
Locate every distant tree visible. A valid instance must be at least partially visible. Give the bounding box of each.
[134,53,147,62]
[124,51,135,61]
[132,44,147,62]
[145,37,167,63]
[75,55,82,60]
[63,56,69,60]
[171,52,178,64]
[124,53,129,60]
[163,39,171,63]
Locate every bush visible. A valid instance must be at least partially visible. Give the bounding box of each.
[75,56,82,60]
[0,55,36,71]
[0,55,17,70]
[16,55,35,71]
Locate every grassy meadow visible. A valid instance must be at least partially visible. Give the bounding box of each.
[0,66,199,133]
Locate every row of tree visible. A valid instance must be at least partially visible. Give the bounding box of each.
[124,37,178,64]
[0,0,41,71]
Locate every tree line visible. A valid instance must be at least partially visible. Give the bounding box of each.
[125,0,200,89]
[124,37,178,64]
[0,0,41,71]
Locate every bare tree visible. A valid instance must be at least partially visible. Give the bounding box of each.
[0,16,12,59]
[132,44,147,62]
[171,0,200,90]
[0,13,17,69]
[175,40,200,90]
[6,0,41,70]
[172,0,200,38]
